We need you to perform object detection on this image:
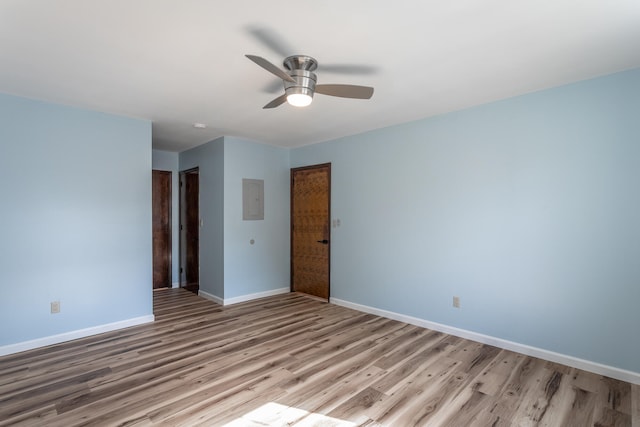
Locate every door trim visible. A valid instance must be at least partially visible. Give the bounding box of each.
[290,163,331,300]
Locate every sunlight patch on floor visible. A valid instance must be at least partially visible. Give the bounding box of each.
[223,402,358,426]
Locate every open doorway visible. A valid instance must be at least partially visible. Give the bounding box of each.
[180,168,199,294]
[152,170,172,289]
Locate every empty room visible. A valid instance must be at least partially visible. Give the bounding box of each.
[1,1,639,426]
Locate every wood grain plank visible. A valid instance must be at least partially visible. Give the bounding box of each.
[633,383,640,427]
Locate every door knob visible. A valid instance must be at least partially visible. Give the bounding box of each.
[316,239,329,244]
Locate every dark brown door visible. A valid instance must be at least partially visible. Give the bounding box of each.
[152,170,172,289]
[180,168,199,294]
[291,163,331,300]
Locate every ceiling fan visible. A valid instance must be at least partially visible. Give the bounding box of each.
[246,54,375,109]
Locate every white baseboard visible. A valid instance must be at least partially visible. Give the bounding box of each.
[224,287,289,305]
[199,287,289,306]
[330,297,640,385]
[198,290,223,305]
[0,315,155,357]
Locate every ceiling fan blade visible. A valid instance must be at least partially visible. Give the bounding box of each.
[315,84,374,99]
[263,94,288,109]
[321,64,378,75]
[246,26,293,58]
[245,55,295,83]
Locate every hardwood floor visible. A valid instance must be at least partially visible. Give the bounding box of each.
[0,288,638,426]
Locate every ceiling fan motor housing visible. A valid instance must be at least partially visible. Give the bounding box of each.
[284,69,317,100]
[283,56,318,100]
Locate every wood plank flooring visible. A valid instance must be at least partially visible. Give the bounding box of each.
[0,288,638,426]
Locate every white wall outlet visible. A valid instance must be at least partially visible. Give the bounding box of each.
[453,296,460,308]
[51,301,60,314]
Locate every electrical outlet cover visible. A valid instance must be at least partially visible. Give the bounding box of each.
[51,301,60,314]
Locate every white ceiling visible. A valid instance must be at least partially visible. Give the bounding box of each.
[1,1,639,151]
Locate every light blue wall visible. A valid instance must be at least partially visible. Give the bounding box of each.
[291,69,640,373]
[0,93,152,346]
[178,137,290,299]
[179,138,225,297]
[223,137,290,298]
[152,150,180,285]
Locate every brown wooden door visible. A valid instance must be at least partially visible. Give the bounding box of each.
[291,163,331,300]
[152,170,171,289]
[180,169,199,294]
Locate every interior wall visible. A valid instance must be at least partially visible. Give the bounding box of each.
[223,137,290,299]
[0,93,153,347]
[177,136,290,300]
[152,150,180,286]
[179,138,225,298]
[290,68,640,373]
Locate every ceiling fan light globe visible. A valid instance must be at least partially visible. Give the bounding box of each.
[287,93,313,107]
